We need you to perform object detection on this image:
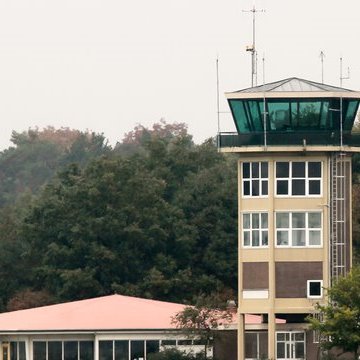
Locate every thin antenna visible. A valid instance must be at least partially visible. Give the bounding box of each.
[243,5,265,87]
[320,51,325,84]
[262,54,267,148]
[216,57,220,137]
[340,57,350,88]
[339,57,350,149]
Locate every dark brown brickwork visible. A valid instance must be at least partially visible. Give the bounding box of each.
[243,262,269,289]
[275,262,322,298]
[213,330,237,360]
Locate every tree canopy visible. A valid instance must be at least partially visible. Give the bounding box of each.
[0,122,238,310]
[308,266,360,359]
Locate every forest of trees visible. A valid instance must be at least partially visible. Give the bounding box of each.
[0,123,238,311]
[1,122,360,312]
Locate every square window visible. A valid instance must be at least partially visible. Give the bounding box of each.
[292,179,305,195]
[276,180,288,195]
[262,231,268,246]
[292,162,305,177]
[252,231,260,246]
[243,232,250,246]
[261,162,268,178]
[292,230,305,246]
[243,162,268,197]
[243,212,268,248]
[243,214,250,229]
[261,213,268,228]
[261,180,268,195]
[308,162,321,177]
[292,213,305,228]
[252,213,260,228]
[243,163,250,178]
[277,231,288,246]
[309,213,321,228]
[243,181,250,196]
[309,231,321,246]
[252,180,260,196]
[276,213,289,228]
[276,162,289,177]
[275,161,322,196]
[276,211,322,248]
[307,280,323,298]
[309,180,321,195]
[251,162,259,178]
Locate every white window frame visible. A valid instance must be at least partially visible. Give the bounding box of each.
[307,280,323,299]
[276,331,306,360]
[275,161,322,197]
[242,212,269,248]
[242,162,268,198]
[275,211,322,248]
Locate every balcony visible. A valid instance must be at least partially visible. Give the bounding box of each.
[218,131,360,149]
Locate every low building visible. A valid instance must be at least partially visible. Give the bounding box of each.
[0,294,265,360]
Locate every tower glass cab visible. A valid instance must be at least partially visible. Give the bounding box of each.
[219,78,360,360]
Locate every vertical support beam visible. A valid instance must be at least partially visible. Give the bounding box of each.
[94,335,99,360]
[268,311,276,360]
[238,313,245,360]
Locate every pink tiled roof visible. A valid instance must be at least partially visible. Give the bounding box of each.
[0,295,265,332]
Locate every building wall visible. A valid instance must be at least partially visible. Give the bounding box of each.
[238,153,331,315]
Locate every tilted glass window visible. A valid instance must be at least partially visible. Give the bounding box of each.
[276,161,322,196]
[242,162,268,197]
[243,213,268,247]
[276,212,322,247]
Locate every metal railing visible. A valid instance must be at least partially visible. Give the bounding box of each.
[218,131,360,148]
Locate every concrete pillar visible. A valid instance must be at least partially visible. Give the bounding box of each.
[238,313,245,360]
[268,311,276,360]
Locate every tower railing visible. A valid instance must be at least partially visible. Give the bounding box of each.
[218,131,360,148]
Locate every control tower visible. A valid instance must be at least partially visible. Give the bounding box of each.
[218,77,360,359]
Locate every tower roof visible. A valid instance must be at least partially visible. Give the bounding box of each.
[226,77,360,99]
[231,77,355,94]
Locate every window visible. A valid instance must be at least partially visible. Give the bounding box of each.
[33,341,94,360]
[243,213,268,247]
[307,280,323,299]
[245,332,268,360]
[276,212,322,247]
[161,340,176,346]
[276,161,322,196]
[242,162,268,197]
[10,342,26,360]
[276,332,305,360]
[99,340,160,360]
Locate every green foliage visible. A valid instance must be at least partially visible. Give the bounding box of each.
[0,128,109,207]
[147,349,206,360]
[0,122,238,309]
[172,293,234,360]
[308,266,360,358]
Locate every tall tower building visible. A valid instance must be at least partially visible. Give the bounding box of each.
[219,78,360,359]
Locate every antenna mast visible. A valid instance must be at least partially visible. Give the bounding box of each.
[320,51,325,84]
[340,57,350,88]
[243,5,265,87]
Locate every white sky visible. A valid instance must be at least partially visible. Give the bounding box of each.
[0,0,359,149]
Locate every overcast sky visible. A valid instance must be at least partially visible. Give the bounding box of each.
[0,0,359,149]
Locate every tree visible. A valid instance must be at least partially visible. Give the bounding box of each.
[308,266,360,359]
[172,294,234,360]
[147,349,205,360]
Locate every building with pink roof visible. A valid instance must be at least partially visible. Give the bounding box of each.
[0,294,282,360]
